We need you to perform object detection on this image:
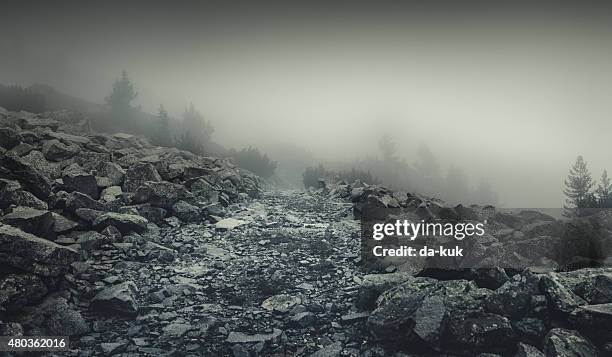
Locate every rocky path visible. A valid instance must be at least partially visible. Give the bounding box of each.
[67,189,369,356]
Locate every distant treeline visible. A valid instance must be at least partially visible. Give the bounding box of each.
[0,84,46,113]
[0,72,278,179]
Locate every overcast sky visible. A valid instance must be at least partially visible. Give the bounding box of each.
[2,1,612,207]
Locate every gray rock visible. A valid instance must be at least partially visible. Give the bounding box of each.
[62,163,98,199]
[357,272,413,310]
[172,200,200,222]
[515,343,545,357]
[447,312,515,352]
[0,153,51,199]
[123,163,161,192]
[226,328,282,344]
[0,206,55,239]
[541,272,586,314]
[0,273,47,309]
[0,127,22,149]
[75,208,107,224]
[96,161,125,186]
[413,295,446,346]
[261,294,301,313]
[93,212,148,234]
[74,230,109,251]
[18,295,89,336]
[215,217,247,230]
[42,139,79,161]
[65,191,107,212]
[100,186,122,202]
[543,328,599,357]
[52,212,79,234]
[570,303,612,327]
[0,224,78,276]
[21,150,62,179]
[308,342,343,357]
[91,281,139,316]
[133,180,190,209]
[0,180,48,210]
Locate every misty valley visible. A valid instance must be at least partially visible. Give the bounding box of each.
[1,1,612,356]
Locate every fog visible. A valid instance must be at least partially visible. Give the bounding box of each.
[2,1,612,207]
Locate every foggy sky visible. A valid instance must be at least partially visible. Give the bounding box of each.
[2,1,612,207]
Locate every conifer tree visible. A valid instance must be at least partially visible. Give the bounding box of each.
[595,169,612,207]
[564,155,594,209]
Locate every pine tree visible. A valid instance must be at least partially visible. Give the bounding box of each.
[595,169,612,207]
[564,155,594,209]
[153,105,171,147]
[378,134,397,161]
[106,70,137,114]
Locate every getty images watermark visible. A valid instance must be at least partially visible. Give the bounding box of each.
[369,219,486,257]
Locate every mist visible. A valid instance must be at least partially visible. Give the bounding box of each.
[3,0,612,207]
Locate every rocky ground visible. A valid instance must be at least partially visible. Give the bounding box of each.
[2,107,612,356]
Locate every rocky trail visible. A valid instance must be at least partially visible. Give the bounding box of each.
[51,190,368,356]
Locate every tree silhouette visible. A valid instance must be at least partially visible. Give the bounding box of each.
[106,70,137,114]
[595,169,612,208]
[378,134,397,161]
[152,104,171,147]
[564,155,594,209]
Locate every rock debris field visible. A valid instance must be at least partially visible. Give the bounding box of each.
[1,107,612,356]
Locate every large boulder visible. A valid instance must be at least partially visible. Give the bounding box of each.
[0,179,48,210]
[0,127,22,150]
[96,161,125,186]
[357,272,413,310]
[0,273,47,309]
[543,328,599,357]
[0,153,51,200]
[172,200,200,222]
[0,206,55,240]
[42,139,79,161]
[123,163,161,192]
[119,204,166,224]
[0,224,78,276]
[18,295,89,336]
[20,150,62,179]
[62,164,98,199]
[133,181,190,209]
[91,281,139,316]
[93,212,148,234]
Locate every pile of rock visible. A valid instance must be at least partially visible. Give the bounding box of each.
[345,182,612,355]
[0,106,260,333]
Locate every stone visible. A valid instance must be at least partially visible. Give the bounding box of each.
[42,139,79,161]
[91,281,139,316]
[65,191,107,212]
[291,312,316,327]
[18,295,89,336]
[100,186,123,202]
[570,303,612,327]
[226,328,282,344]
[0,153,51,199]
[0,224,78,276]
[21,150,61,179]
[123,204,166,224]
[515,343,545,357]
[0,183,48,210]
[162,322,192,337]
[172,200,200,222]
[93,212,148,234]
[541,272,586,314]
[0,273,47,309]
[0,127,22,149]
[0,206,55,239]
[215,218,247,230]
[62,163,99,199]
[356,272,413,310]
[75,208,107,224]
[74,230,109,251]
[133,181,190,209]
[52,212,79,234]
[309,342,343,357]
[8,142,34,157]
[261,294,301,313]
[579,273,612,304]
[123,163,161,192]
[447,312,515,352]
[543,328,599,357]
[97,161,125,186]
[413,295,446,346]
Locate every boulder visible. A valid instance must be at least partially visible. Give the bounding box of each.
[42,139,79,161]
[123,163,161,192]
[62,164,98,199]
[74,208,107,224]
[261,294,301,313]
[172,200,200,222]
[570,303,612,327]
[100,186,122,202]
[73,231,109,251]
[65,192,107,212]
[96,161,125,186]
[0,206,55,239]
[0,224,78,276]
[226,328,282,344]
[19,295,89,336]
[0,127,22,149]
[93,212,148,234]
[0,273,47,309]
[91,281,139,316]
[119,204,166,224]
[51,212,79,234]
[541,272,586,314]
[446,312,515,352]
[515,343,545,357]
[215,217,247,230]
[543,328,599,357]
[133,181,190,209]
[0,153,51,199]
[0,179,48,210]
[356,272,413,310]
[20,150,62,179]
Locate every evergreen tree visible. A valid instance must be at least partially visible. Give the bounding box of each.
[378,133,397,161]
[152,104,171,147]
[564,155,594,209]
[179,104,214,153]
[595,169,612,207]
[106,70,137,114]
